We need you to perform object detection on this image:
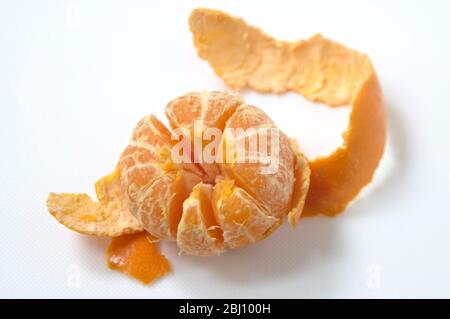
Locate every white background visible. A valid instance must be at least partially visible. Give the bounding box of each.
[1,0,449,298]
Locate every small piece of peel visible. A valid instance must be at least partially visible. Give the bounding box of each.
[107,232,171,284]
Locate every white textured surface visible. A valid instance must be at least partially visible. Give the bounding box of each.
[0,0,449,298]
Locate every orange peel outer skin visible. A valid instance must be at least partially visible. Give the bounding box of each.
[304,73,386,216]
[189,8,387,217]
[106,232,171,284]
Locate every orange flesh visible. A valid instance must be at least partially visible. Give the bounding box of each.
[211,179,278,248]
[177,183,224,255]
[197,185,224,243]
[107,232,171,284]
[287,142,311,226]
[168,172,194,238]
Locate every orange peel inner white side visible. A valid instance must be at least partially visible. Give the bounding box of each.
[189,8,387,216]
[47,167,143,237]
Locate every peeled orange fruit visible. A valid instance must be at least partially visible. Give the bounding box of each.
[48,91,310,257]
[119,91,310,256]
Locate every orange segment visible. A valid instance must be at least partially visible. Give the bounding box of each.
[212,179,278,248]
[119,115,174,212]
[177,183,224,256]
[119,114,204,240]
[107,232,171,284]
[189,8,386,216]
[165,91,242,181]
[131,113,174,148]
[136,170,202,240]
[165,92,202,131]
[165,91,242,132]
[220,105,296,218]
[287,140,311,226]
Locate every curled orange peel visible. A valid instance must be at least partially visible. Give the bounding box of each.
[189,8,387,216]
